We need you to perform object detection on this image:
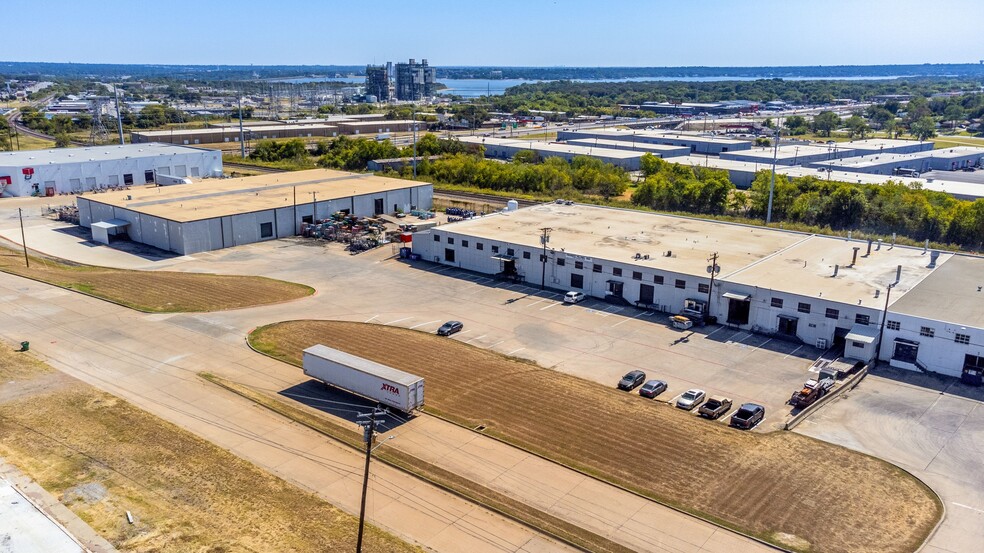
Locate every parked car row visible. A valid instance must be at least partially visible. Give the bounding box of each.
[616,370,765,430]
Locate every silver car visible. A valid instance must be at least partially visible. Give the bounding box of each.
[676,388,706,410]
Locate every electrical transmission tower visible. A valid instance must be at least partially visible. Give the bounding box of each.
[88,96,110,145]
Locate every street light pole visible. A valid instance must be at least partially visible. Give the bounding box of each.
[18,208,29,268]
[766,117,781,224]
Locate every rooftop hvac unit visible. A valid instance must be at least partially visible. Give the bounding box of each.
[816,338,828,349]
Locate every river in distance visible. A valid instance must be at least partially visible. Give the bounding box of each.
[269,75,918,98]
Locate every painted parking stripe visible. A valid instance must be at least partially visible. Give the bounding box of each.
[465,334,487,343]
[507,348,525,355]
[611,311,648,327]
[540,301,562,311]
[783,345,804,360]
[705,326,727,338]
[384,317,412,325]
[409,319,441,329]
[364,315,379,323]
[525,298,550,308]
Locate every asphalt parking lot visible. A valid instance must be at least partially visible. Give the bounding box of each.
[797,367,984,553]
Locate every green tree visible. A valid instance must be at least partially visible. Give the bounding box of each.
[54,133,72,148]
[0,118,10,151]
[415,133,442,156]
[811,111,841,137]
[943,104,965,130]
[630,180,657,207]
[784,115,808,134]
[845,115,871,139]
[910,116,937,141]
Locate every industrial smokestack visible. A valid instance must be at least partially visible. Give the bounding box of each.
[896,264,902,283]
[833,264,839,277]
[851,247,860,266]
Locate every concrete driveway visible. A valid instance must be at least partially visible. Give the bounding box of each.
[796,367,984,553]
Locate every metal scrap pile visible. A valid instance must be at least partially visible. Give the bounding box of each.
[300,212,388,253]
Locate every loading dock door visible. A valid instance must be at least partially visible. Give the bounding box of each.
[606,280,624,298]
[639,284,654,305]
[374,198,384,215]
[777,315,798,337]
[723,292,750,326]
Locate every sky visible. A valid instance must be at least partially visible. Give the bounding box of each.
[4,0,981,67]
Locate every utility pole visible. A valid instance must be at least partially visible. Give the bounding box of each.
[705,252,718,322]
[355,406,387,553]
[539,227,552,290]
[114,85,125,145]
[766,118,781,224]
[18,208,29,268]
[238,91,246,158]
[876,284,894,361]
[312,191,318,223]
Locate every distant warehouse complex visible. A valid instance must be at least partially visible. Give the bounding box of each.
[77,169,432,254]
[413,202,984,381]
[0,143,222,197]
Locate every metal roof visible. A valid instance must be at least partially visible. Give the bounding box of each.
[0,143,216,166]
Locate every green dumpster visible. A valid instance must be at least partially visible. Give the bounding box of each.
[19,341,29,352]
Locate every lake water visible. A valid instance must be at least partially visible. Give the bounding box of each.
[270,75,919,98]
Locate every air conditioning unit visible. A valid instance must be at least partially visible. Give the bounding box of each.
[816,338,828,349]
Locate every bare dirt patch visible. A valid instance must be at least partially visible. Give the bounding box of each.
[0,342,419,553]
[250,320,943,553]
[0,247,314,312]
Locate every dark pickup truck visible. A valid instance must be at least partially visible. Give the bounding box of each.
[698,396,733,420]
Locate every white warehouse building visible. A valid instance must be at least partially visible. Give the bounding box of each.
[0,143,223,197]
[412,203,983,380]
[76,169,433,255]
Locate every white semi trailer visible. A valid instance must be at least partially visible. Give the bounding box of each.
[302,344,425,413]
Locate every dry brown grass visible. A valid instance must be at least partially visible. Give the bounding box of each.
[0,343,419,553]
[250,321,943,553]
[0,247,313,312]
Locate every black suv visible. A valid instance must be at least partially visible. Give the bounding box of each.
[730,403,765,429]
[617,370,646,391]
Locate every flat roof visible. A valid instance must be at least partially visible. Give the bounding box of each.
[888,255,984,327]
[564,128,750,146]
[80,168,430,223]
[133,124,338,137]
[842,138,933,150]
[0,143,215,166]
[562,138,691,154]
[337,120,417,127]
[460,137,644,159]
[813,151,936,169]
[927,146,984,159]
[725,144,852,161]
[437,203,950,308]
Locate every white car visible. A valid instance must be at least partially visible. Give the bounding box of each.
[564,291,586,304]
[676,389,706,410]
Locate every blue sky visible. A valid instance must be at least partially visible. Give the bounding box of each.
[5,0,980,66]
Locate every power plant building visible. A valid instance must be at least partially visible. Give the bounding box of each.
[365,65,390,102]
[395,59,436,101]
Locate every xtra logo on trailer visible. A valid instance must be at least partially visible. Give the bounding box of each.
[380,383,401,396]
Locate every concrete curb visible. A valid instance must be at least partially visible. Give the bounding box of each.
[783,365,869,431]
[0,460,118,553]
[244,330,792,553]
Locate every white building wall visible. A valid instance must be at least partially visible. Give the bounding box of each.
[878,312,984,378]
[0,149,222,196]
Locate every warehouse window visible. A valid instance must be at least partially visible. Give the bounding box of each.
[675,279,686,289]
[522,251,531,259]
[574,261,583,270]
[698,283,709,294]
[919,327,935,338]
[123,173,133,185]
[447,237,454,245]
[491,245,499,253]
[887,320,900,331]
[507,248,515,256]
[144,170,155,184]
[632,271,642,281]
[593,264,602,273]
[825,308,839,320]
[571,273,584,289]
[771,297,783,308]
[476,242,483,251]
[797,302,811,314]
[955,333,970,345]
[260,222,273,238]
[855,314,870,326]
[556,258,565,266]
[461,240,468,248]
[612,267,622,277]
[654,275,664,285]
[433,234,440,242]
[540,254,546,262]
[852,341,866,349]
